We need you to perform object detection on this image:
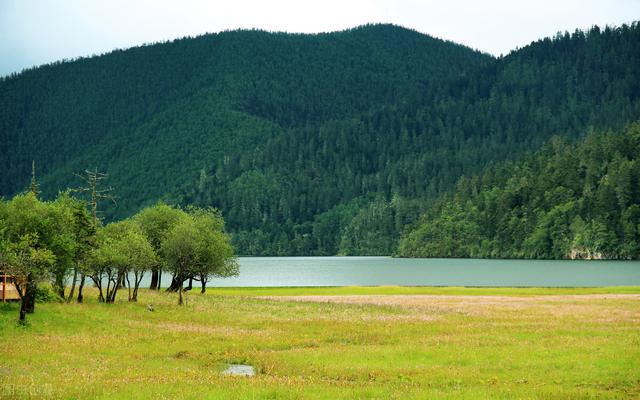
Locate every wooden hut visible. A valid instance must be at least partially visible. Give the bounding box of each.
[1,273,24,301]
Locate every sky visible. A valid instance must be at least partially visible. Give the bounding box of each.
[0,0,638,77]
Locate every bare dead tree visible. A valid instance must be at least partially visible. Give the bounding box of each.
[70,168,116,303]
[29,160,40,198]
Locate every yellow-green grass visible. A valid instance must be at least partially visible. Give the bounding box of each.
[1,286,639,399]
[206,285,640,296]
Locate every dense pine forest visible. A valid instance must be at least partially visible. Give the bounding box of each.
[1,23,639,256]
[397,122,640,259]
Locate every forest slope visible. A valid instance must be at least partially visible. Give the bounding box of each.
[398,122,640,259]
[1,23,639,255]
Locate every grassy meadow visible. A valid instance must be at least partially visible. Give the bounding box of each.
[1,286,639,399]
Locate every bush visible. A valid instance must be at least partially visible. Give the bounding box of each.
[35,285,63,303]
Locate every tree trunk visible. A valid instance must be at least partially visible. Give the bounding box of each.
[54,273,65,299]
[118,273,126,290]
[19,299,27,322]
[92,277,104,303]
[66,266,78,303]
[132,272,143,302]
[104,279,112,303]
[157,271,162,290]
[25,275,36,314]
[185,277,193,291]
[77,274,86,303]
[108,274,122,304]
[178,281,184,306]
[126,274,132,301]
[15,281,26,322]
[167,275,181,292]
[200,275,207,294]
[115,271,126,303]
[150,268,159,290]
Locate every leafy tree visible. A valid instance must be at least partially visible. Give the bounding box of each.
[3,234,56,321]
[162,218,201,305]
[2,193,58,321]
[134,203,187,289]
[57,193,96,303]
[87,220,155,303]
[121,226,157,302]
[162,208,237,304]
[47,193,95,300]
[189,208,238,293]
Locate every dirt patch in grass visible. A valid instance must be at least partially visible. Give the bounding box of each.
[261,294,640,321]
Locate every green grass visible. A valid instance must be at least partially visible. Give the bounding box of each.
[1,286,639,399]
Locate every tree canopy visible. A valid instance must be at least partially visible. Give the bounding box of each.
[0,191,238,321]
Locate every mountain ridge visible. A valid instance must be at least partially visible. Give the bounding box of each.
[1,22,638,255]
[0,23,491,80]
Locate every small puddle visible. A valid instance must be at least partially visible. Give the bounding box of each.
[222,364,256,376]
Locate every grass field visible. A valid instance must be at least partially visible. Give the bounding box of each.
[1,286,639,399]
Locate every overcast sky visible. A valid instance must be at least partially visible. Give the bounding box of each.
[0,0,638,77]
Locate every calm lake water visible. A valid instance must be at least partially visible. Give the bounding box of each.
[148,257,640,287]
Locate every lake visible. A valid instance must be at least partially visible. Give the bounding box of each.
[149,257,640,287]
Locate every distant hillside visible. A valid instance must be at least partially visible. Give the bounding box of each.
[397,121,640,259]
[1,23,639,255]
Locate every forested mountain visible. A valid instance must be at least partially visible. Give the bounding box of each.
[397,122,640,259]
[1,23,639,255]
